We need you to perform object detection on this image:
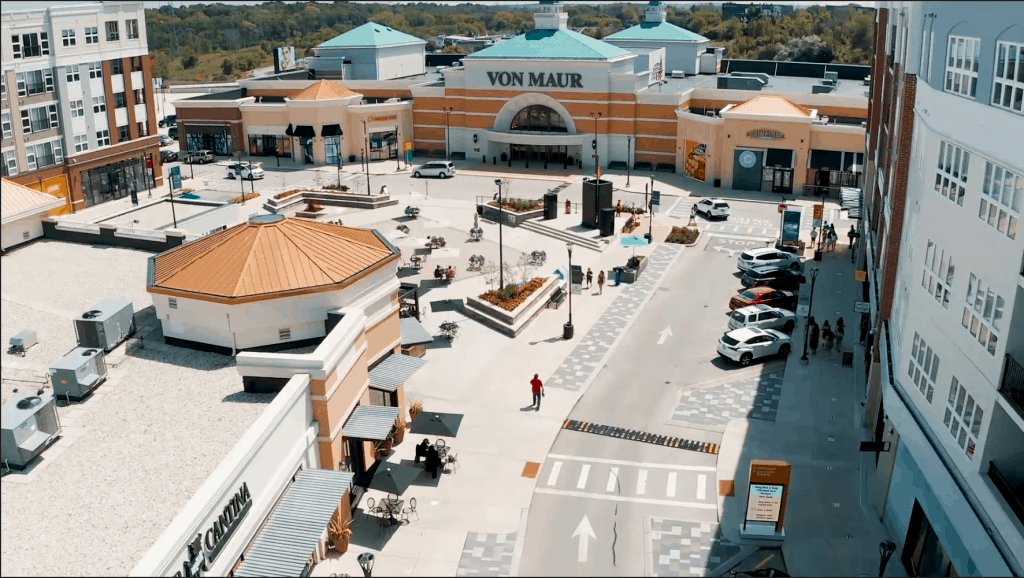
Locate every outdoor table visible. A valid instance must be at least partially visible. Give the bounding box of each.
[435,444,449,461]
[382,499,404,526]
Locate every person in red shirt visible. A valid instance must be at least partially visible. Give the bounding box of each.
[530,374,544,410]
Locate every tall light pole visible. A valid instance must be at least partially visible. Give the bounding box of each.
[443,106,454,160]
[589,111,602,178]
[799,267,820,364]
[564,241,574,340]
[495,178,504,289]
[626,135,632,187]
[647,173,655,241]
[362,120,371,196]
[396,125,402,171]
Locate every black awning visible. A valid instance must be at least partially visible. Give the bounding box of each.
[293,125,316,138]
[810,149,843,170]
[284,123,294,136]
[321,124,343,137]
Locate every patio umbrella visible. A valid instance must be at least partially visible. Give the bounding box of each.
[366,463,420,495]
[410,412,464,438]
[620,234,650,256]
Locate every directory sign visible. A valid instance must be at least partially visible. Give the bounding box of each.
[744,459,791,533]
[651,190,661,213]
[746,484,784,522]
[169,166,182,191]
[781,206,802,242]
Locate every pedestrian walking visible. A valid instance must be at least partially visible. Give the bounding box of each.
[822,325,835,357]
[615,200,622,217]
[586,268,593,288]
[530,374,544,411]
[835,317,845,352]
[859,313,869,344]
[830,229,839,252]
[809,320,820,355]
[847,225,856,248]
[597,270,605,294]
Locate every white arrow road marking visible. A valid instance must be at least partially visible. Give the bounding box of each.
[666,472,677,498]
[606,467,619,492]
[697,474,707,500]
[657,326,673,345]
[577,464,591,489]
[573,515,597,563]
[637,470,648,495]
[713,246,742,257]
[547,461,562,486]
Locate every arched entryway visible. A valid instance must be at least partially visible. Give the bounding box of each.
[489,94,583,170]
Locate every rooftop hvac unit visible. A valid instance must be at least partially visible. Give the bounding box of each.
[1,392,61,471]
[812,84,835,94]
[8,329,38,356]
[49,347,108,402]
[74,298,135,352]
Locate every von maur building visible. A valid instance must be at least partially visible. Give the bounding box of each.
[175,0,868,193]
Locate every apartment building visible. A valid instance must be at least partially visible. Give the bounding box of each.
[1,2,161,212]
[860,2,1024,576]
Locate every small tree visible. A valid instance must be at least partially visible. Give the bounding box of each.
[481,262,499,290]
[221,58,233,76]
[514,253,537,285]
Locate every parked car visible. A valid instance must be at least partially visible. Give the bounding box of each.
[158,115,177,128]
[729,287,798,311]
[158,134,175,146]
[737,247,803,273]
[740,266,807,290]
[718,327,792,366]
[412,161,456,179]
[159,150,178,163]
[694,198,730,219]
[729,304,796,333]
[227,162,265,180]
[184,150,214,164]
[168,126,179,139]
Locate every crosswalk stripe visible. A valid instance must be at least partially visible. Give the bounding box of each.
[606,467,619,492]
[697,474,707,500]
[637,470,648,495]
[577,464,590,489]
[534,488,719,509]
[667,472,677,498]
[547,461,562,486]
[546,454,717,472]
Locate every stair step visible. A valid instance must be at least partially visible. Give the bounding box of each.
[519,220,606,252]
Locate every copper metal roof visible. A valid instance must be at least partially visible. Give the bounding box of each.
[730,95,813,118]
[1,178,64,221]
[150,217,396,300]
[290,79,360,101]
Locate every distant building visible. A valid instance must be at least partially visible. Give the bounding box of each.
[604,1,709,76]
[1,177,64,251]
[722,2,795,22]
[307,22,426,81]
[1,2,162,211]
[426,34,508,54]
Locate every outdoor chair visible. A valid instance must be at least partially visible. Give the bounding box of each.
[435,438,446,448]
[447,452,459,474]
[401,497,419,523]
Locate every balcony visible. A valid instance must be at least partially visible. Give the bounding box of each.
[1001,349,1024,420]
[989,462,1024,527]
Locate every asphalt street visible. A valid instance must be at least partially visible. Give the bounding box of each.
[518,199,795,577]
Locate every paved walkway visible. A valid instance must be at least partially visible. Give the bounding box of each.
[547,243,682,392]
[671,371,786,433]
[648,519,743,577]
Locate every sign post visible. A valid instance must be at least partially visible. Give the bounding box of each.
[742,459,791,539]
[168,166,181,228]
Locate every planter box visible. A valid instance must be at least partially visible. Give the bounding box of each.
[620,256,648,284]
[464,276,564,337]
[265,191,399,214]
[479,204,544,227]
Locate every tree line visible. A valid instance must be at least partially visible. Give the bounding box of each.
[146,2,874,81]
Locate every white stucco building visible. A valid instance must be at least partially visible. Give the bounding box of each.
[604,1,710,76]
[307,22,426,80]
[1,177,63,250]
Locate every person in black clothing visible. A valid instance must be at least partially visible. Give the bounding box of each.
[415,438,430,464]
[809,320,820,355]
[425,445,441,479]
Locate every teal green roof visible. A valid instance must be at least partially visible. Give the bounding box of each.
[605,21,707,42]
[467,29,627,60]
[318,22,424,48]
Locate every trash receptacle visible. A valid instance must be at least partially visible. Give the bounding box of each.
[544,192,558,220]
[613,266,624,286]
[814,249,823,261]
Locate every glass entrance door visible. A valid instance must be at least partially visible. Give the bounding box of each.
[772,168,793,194]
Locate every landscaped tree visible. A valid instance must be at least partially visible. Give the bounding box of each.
[221,58,233,76]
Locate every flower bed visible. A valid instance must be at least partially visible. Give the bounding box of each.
[665,226,699,245]
[488,198,542,213]
[478,277,547,312]
[228,192,261,204]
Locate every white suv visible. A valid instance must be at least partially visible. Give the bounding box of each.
[227,162,265,180]
[413,161,456,179]
[729,304,796,333]
[717,327,792,366]
[695,198,730,219]
[737,247,802,272]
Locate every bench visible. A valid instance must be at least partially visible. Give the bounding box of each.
[547,287,567,309]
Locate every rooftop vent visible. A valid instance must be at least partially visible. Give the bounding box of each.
[82,310,102,319]
[82,349,99,356]
[16,396,42,410]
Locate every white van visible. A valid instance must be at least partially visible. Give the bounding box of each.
[413,161,456,179]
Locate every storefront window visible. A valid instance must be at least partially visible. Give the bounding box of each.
[248,135,286,157]
[324,136,340,165]
[81,155,149,208]
[510,105,568,133]
[368,131,397,161]
[186,130,231,155]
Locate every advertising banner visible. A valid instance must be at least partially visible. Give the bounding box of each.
[683,140,707,181]
[781,207,802,242]
[169,166,182,191]
[27,175,71,216]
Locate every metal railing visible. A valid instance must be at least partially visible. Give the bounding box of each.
[1000,353,1024,419]
[988,461,1024,527]
[114,226,165,240]
[54,221,101,234]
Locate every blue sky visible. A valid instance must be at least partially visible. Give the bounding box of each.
[3,1,876,14]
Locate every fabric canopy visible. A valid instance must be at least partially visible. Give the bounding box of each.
[321,124,343,137]
[285,124,316,137]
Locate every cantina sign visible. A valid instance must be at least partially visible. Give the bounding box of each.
[487,71,583,88]
[746,128,785,141]
[174,482,253,577]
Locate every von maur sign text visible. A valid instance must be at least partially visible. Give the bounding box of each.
[487,71,583,88]
[175,482,253,577]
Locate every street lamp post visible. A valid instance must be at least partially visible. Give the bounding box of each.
[362,121,371,196]
[647,173,655,242]
[878,540,896,577]
[799,267,820,364]
[626,135,632,187]
[358,552,375,578]
[443,106,454,160]
[589,111,602,178]
[396,125,402,171]
[495,178,504,289]
[564,241,574,339]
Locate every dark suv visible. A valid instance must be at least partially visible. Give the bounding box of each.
[740,266,807,290]
[158,115,177,128]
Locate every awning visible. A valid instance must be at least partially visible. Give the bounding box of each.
[840,186,863,219]
[369,353,427,392]
[343,404,400,440]
[321,124,343,137]
[290,125,315,138]
[234,469,354,578]
[399,318,433,347]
